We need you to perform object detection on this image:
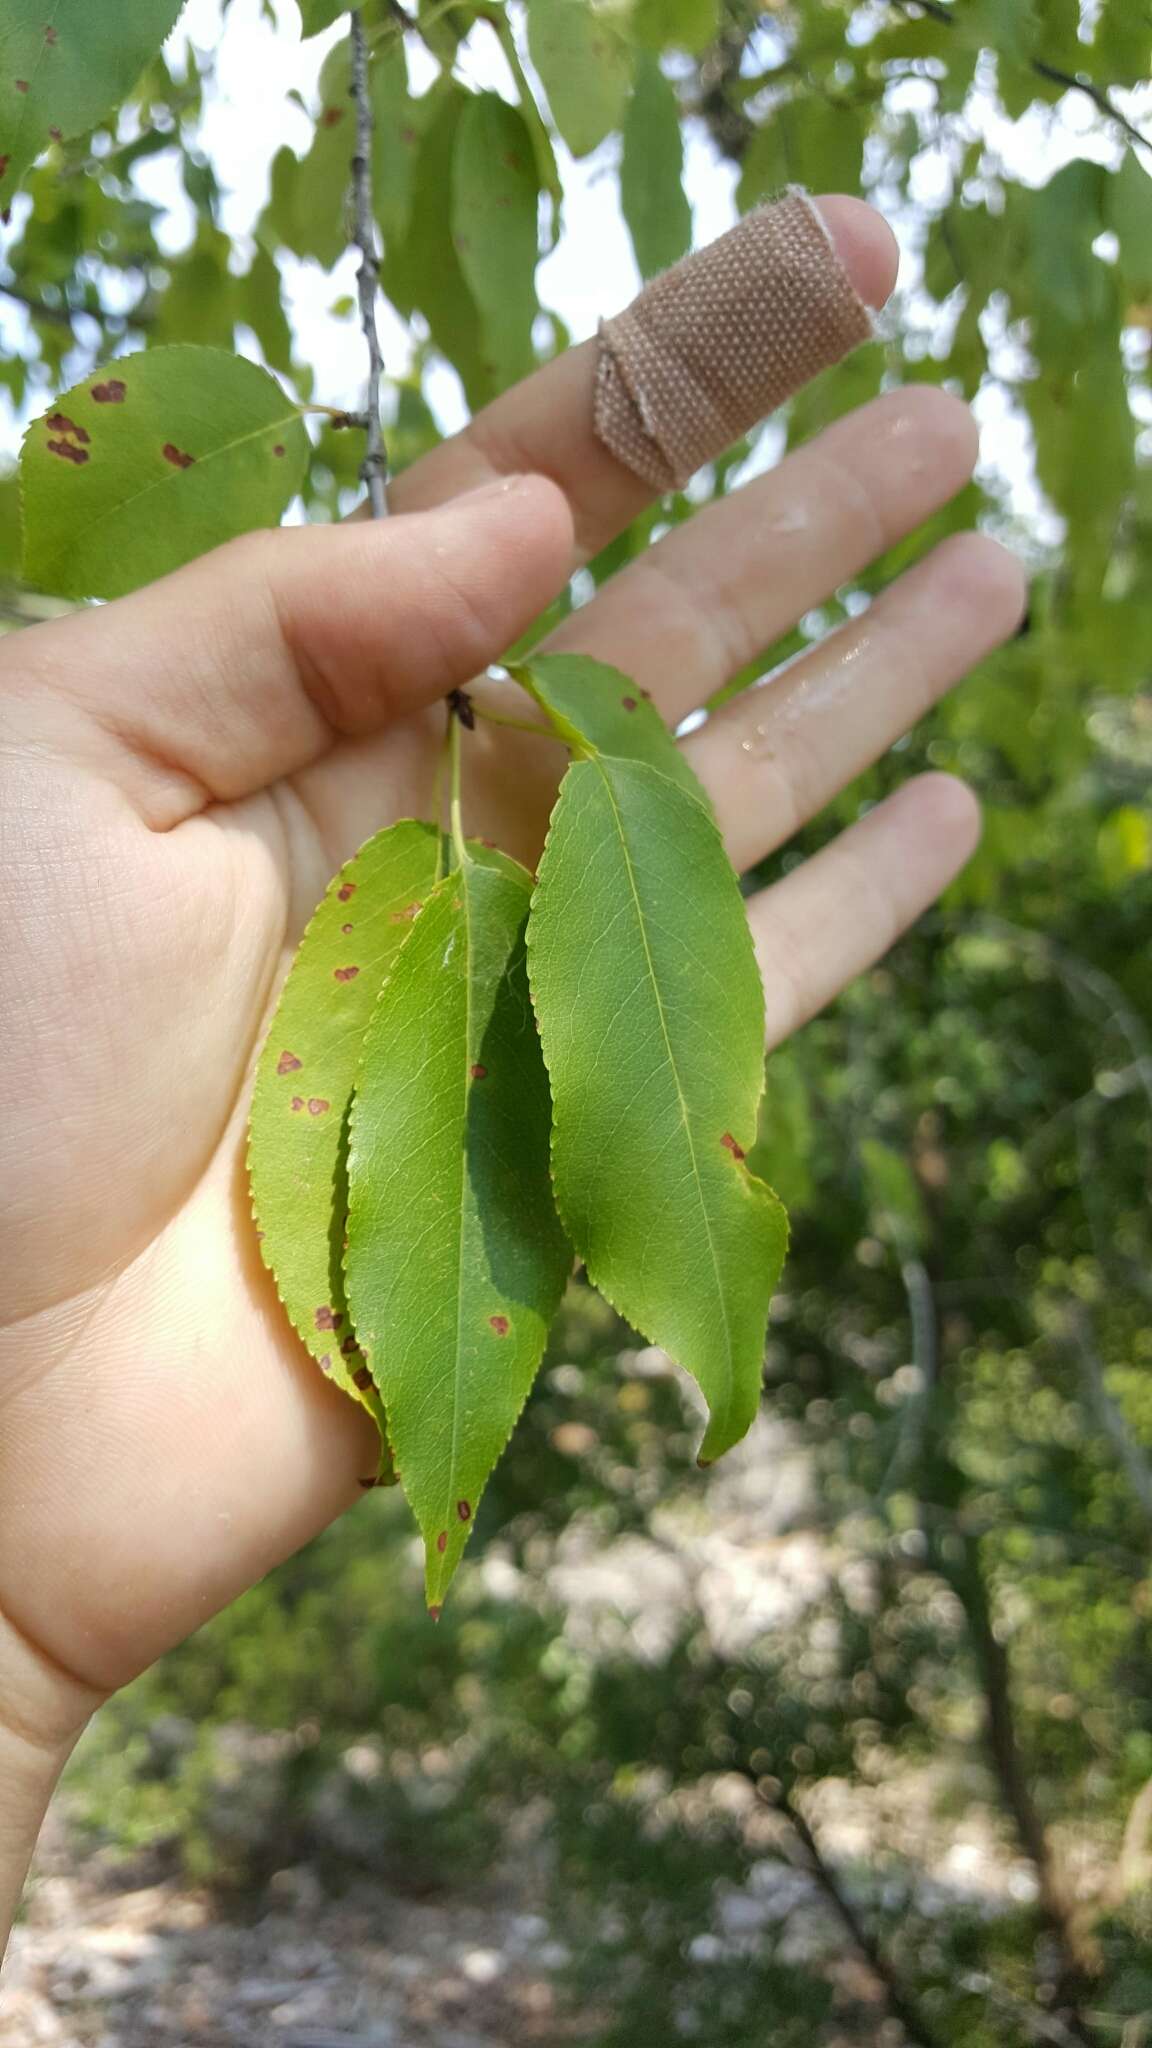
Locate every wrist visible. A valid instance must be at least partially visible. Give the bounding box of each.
[0,1609,104,1954]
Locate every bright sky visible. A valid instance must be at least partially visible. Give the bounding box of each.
[1,0,1149,541]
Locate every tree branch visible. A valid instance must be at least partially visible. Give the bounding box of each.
[348,7,389,518]
[757,1782,948,2048]
[889,0,1151,156]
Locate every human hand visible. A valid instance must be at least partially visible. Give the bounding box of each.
[0,198,1025,1929]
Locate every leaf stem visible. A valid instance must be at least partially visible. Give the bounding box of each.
[471,702,558,742]
[448,707,468,871]
[348,7,390,518]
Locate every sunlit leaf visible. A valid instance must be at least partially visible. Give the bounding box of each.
[0,0,187,202]
[249,822,443,1446]
[526,0,632,158]
[21,346,308,599]
[528,750,787,1465]
[629,0,719,55]
[515,651,705,800]
[385,84,493,409]
[346,850,570,1608]
[621,56,691,280]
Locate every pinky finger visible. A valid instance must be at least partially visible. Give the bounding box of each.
[749,774,980,1048]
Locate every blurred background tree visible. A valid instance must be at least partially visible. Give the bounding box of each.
[3,2,1152,2043]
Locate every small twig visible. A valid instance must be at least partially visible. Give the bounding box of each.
[757,1783,948,2048]
[348,8,389,517]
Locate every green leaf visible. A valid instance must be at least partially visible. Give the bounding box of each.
[20,346,309,600]
[153,225,238,349]
[249,821,443,1443]
[241,242,295,375]
[297,0,348,36]
[528,753,787,1465]
[371,32,420,254]
[263,41,353,272]
[0,0,187,202]
[621,56,691,280]
[346,852,570,1608]
[1110,153,1152,305]
[737,115,793,212]
[1096,0,1152,87]
[452,94,540,391]
[514,651,705,801]
[629,0,719,55]
[526,0,632,158]
[385,85,493,410]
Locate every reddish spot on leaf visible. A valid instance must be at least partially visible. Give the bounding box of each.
[489,1314,509,1337]
[456,1499,472,1523]
[341,922,353,935]
[91,379,126,403]
[341,1334,359,1356]
[320,104,345,126]
[639,686,653,701]
[48,126,61,141]
[353,1365,373,1391]
[436,1531,447,1554]
[273,443,285,456]
[0,157,9,178]
[428,1605,442,1622]
[315,1305,345,1332]
[47,438,89,464]
[477,837,497,849]
[337,882,356,901]
[307,1097,330,1117]
[470,1063,487,1081]
[276,1050,302,1075]
[318,1353,332,1373]
[390,901,421,923]
[15,81,28,94]
[720,1132,746,1161]
[621,696,638,712]
[44,24,58,42]
[163,442,195,469]
[291,1095,305,1112]
[46,413,88,441]
[334,965,360,982]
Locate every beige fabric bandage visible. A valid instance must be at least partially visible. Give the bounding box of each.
[594,190,874,492]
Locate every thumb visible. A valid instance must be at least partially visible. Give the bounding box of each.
[4,474,573,827]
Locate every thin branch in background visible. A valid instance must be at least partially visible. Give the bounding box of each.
[348,6,389,518]
[756,1782,948,2048]
[888,0,1151,156]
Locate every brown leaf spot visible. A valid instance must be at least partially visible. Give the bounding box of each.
[45,414,89,443]
[697,1455,713,1470]
[15,80,28,93]
[320,104,345,126]
[307,1097,330,1116]
[341,922,353,935]
[428,1605,442,1622]
[721,1132,746,1161]
[315,1305,345,1332]
[273,443,285,456]
[333,965,360,982]
[340,1334,359,1356]
[489,1314,509,1337]
[390,901,421,923]
[0,157,9,179]
[290,1095,305,1112]
[337,882,356,901]
[358,1474,380,1489]
[276,1049,302,1075]
[621,696,638,712]
[436,1531,447,1554]
[470,1063,487,1081]
[47,125,60,140]
[43,24,57,42]
[456,1499,472,1523]
[91,379,126,403]
[163,442,195,469]
[318,1353,332,1373]
[47,438,88,464]
[639,686,653,701]
[352,1365,373,1391]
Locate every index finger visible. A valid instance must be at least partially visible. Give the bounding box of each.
[385,196,899,561]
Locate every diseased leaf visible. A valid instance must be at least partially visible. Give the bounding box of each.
[0,0,187,204]
[515,651,706,801]
[621,56,691,281]
[261,41,353,273]
[528,753,787,1464]
[20,346,308,599]
[452,95,540,392]
[526,0,631,158]
[346,850,570,1609]
[248,821,443,1444]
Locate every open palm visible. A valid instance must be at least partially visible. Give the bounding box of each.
[0,200,1025,1726]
